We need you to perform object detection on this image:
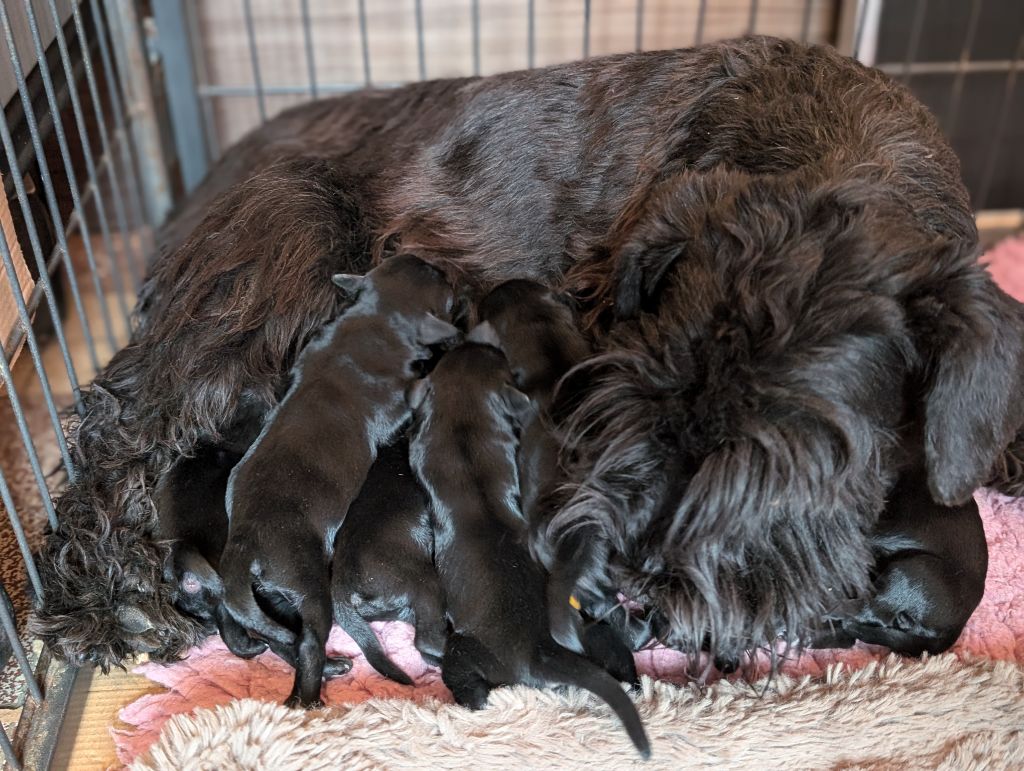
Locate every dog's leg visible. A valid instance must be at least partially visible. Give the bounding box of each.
[441,633,495,710]
[409,586,447,666]
[285,592,333,709]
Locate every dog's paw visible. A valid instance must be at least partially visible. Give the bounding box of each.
[283,694,302,709]
[323,656,354,678]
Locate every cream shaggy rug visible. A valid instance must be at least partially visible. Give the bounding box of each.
[132,655,1024,770]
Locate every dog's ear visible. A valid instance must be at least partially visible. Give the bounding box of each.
[418,314,462,346]
[407,378,431,411]
[331,273,365,299]
[614,243,685,320]
[501,385,534,424]
[466,320,502,349]
[451,294,473,329]
[917,276,1024,505]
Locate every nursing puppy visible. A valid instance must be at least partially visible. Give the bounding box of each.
[331,439,446,682]
[408,336,650,758]
[222,255,459,707]
[476,281,641,674]
[812,465,988,656]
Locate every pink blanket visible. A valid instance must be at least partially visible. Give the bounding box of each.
[113,235,1024,764]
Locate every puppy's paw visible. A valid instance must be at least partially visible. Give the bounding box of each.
[323,656,354,678]
[283,694,302,709]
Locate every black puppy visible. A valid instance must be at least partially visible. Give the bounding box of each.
[812,465,988,656]
[476,280,642,677]
[155,411,351,676]
[222,255,460,707]
[409,334,650,758]
[331,439,447,682]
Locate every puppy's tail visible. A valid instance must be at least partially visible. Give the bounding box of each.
[533,643,651,759]
[333,601,413,685]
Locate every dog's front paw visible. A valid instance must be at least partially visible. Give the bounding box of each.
[283,694,302,709]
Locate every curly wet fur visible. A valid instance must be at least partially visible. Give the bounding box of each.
[34,38,1024,668]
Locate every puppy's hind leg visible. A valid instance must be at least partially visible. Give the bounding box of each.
[441,633,495,710]
[409,585,447,666]
[286,592,334,709]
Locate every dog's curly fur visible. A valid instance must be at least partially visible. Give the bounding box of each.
[33,37,1024,669]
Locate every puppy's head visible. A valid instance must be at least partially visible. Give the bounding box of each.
[333,253,463,328]
[553,166,1019,656]
[477,279,591,398]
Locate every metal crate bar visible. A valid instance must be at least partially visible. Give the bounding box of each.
[901,0,929,84]
[300,0,318,98]
[241,0,266,122]
[0,116,84,413]
[358,0,372,86]
[527,0,535,69]
[0,3,103,372]
[695,0,707,45]
[29,0,134,329]
[583,0,591,59]
[748,0,759,35]
[0,463,44,604]
[471,0,481,76]
[800,0,814,44]
[0,720,18,770]
[0,208,76,482]
[975,35,1023,212]
[0,581,43,704]
[943,0,983,136]
[415,0,426,80]
[90,0,153,235]
[635,0,644,53]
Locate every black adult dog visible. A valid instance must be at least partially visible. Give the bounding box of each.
[331,439,447,682]
[36,38,1024,669]
[408,336,650,758]
[812,465,988,656]
[221,255,459,707]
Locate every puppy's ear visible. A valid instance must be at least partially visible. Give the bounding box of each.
[917,276,1024,505]
[466,320,502,349]
[407,378,430,410]
[418,314,462,346]
[501,385,535,424]
[451,294,473,329]
[331,273,365,299]
[614,243,685,320]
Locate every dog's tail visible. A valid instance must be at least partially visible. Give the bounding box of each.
[532,643,651,759]
[333,601,413,685]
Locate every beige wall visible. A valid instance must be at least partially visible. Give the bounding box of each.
[192,0,838,151]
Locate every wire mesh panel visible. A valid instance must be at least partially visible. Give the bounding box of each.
[0,0,156,766]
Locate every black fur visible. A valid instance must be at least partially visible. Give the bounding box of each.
[409,341,650,758]
[331,439,446,682]
[35,38,1024,669]
[812,464,988,656]
[221,256,459,707]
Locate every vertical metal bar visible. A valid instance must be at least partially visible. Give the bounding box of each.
[358,0,372,86]
[695,0,707,45]
[583,0,591,59]
[15,0,120,353]
[300,0,318,97]
[0,213,76,480]
[0,466,45,603]
[800,0,814,43]
[0,720,19,771]
[92,0,153,237]
[747,0,759,35]
[183,0,222,163]
[635,0,644,52]
[103,0,173,227]
[30,0,134,333]
[975,36,1022,211]
[901,0,928,84]
[241,0,267,121]
[0,342,60,529]
[944,0,983,135]
[0,582,43,703]
[0,125,84,412]
[70,1,144,293]
[152,0,211,194]
[852,0,868,60]
[528,0,535,69]
[0,3,103,371]
[415,0,426,80]
[471,0,481,76]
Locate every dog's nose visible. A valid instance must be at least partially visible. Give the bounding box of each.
[116,605,156,634]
